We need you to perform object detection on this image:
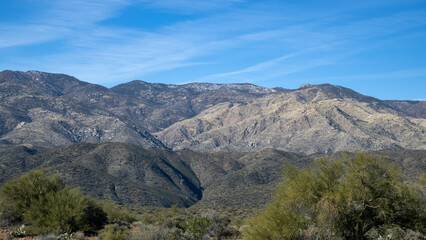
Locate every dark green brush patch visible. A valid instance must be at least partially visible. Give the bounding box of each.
[0,142,424,209]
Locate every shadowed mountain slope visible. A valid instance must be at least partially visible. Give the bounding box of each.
[0,143,202,207]
[1,143,424,208]
[385,100,426,119]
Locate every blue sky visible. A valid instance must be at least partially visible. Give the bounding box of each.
[1,0,425,100]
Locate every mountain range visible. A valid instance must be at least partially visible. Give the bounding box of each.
[0,70,424,153]
[0,70,424,207]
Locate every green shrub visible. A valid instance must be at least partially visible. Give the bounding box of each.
[184,215,211,239]
[244,153,425,240]
[99,224,130,240]
[103,201,138,224]
[161,216,186,235]
[131,211,239,240]
[26,187,106,233]
[204,212,239,239]
[0,169,64,225]
[150,205,183,224]
[132,223,178,240]
[0,169,107,234]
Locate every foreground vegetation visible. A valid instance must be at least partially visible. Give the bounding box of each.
[244,153,425,240]
[0,153,424,239]
[0,170,242,239]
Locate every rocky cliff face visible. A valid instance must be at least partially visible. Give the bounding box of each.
[0,70,424,153]
[156,84,426,154]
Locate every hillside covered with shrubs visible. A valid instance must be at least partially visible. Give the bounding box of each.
[0,153,424,239]
[0,170,243,239]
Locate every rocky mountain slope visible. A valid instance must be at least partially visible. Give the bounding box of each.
[0,142,424,208]
[157,84,425,154]
[0,70,165,148]
[0,70,424,153]
[109,80,280,132]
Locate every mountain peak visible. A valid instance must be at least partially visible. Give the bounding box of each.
[181,82,277,94]
[299,83,313,89]
[292,83,379,103]
[26,70,43,77]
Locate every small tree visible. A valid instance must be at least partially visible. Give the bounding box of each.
[0,169,64,225]
[185,215,212,239]
[25,187,106,233]
[99,224,130,240]
[0,169,107,234]
[244,153,425,240]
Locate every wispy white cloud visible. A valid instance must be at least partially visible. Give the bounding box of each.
[198,47,358,84]
[208,45,333,78]
[0,24,61,48]
[46,0,129,27]
[2,0,426,88]
[294,68,426,83]
[0,0,129,48]
[196,7,426,84]
[3,0,272,83]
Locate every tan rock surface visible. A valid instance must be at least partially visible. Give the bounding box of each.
[157,85,425,154]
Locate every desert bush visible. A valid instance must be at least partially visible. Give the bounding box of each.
[150,205,183,224]
[192,211,239,239]
[132,223,178,240]
[162,216,186,230]
[99,223,130,240]
[0,169,107,234]
[140,213,154,224]
[244,153,425,240]
[25,187,106,233]
[132,211,239,240]
[103,201,138,224]
[0,169,64,225]
[38,231,85,240]
[185,215,211,239]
